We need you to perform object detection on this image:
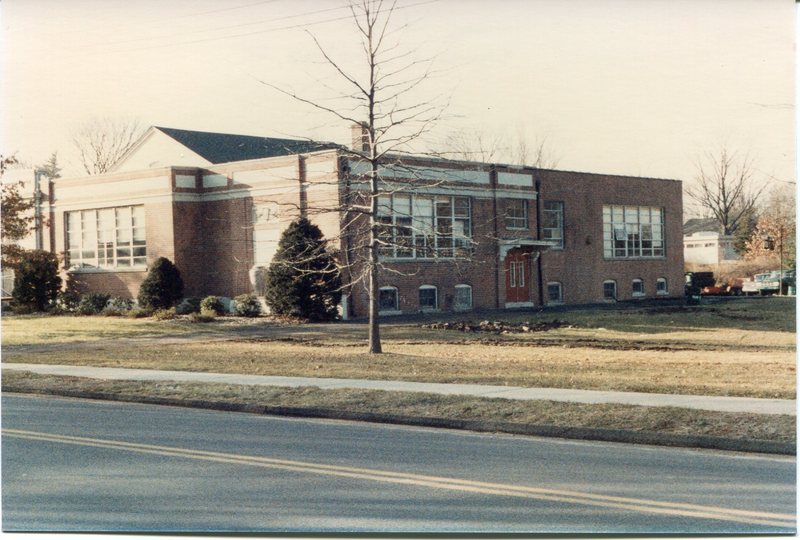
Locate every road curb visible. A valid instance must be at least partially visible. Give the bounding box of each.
[5,386,795,455]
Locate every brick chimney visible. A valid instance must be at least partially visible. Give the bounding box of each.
[351,122,369,153]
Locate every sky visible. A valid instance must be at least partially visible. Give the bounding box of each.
[1,0,795,210]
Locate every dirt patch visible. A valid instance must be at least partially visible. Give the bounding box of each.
[419,319,574,334]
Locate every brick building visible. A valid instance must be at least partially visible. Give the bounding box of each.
[41,126,683,315]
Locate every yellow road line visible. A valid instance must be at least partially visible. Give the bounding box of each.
[3,429,795,529]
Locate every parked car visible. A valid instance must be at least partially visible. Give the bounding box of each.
[743,271,782,296]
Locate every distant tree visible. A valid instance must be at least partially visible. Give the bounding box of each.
[264,218,342,321]
[73,117,144,175]
[1,154,35,267]
[438,128,560,168]
[137,257,184,309]
[732,208,759,255]
[38,151,62,180]
[11,249,62,312]
[744,186,795,268]
[686,147,765,236]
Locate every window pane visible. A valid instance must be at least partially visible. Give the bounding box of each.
[379,289,398,310]
[419,287,437,309]
[454,286,472,310]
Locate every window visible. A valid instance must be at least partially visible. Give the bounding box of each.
[543,201,564,249]
[656,277,668,295]
[632,278,645,297]
[505,199,528,229]
[66,206,146,269]
[603,280,617,301]
[418,285,438,311]
[378,287,399,312]
[377,194,472,259]
[603,205,664,258]
[454,284,473,311]
[547,282,563,304]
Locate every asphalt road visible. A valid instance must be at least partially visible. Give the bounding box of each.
[2,394,795,533]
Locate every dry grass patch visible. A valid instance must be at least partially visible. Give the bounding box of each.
[3,371,793,443]
[5,339,794,398]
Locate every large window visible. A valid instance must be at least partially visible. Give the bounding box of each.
[603,205,664,258]
[377,194,471,259]
[67,206,146,269]
[542,201,564,249]
[505,199,528,229]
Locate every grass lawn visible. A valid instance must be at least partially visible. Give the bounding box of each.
[2,297,796,398]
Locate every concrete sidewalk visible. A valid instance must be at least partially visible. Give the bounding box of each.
[3,363,796,416]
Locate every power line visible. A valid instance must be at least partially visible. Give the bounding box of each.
[54,0,439,58]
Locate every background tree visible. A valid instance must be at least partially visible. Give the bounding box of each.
[732,207,759,255]
[264,218,342,321]
[685,147,765,236]
[137,257,184,309]
[438,128,560,168]
[1,154,35,267]
[38,151,62,180]
[262,0,442,352]
[11,249,61,312]
[744,186,795,268]
[72,117,144,175]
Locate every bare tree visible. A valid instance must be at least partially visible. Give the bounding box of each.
[686,147,765,236]
[72,117,144,175]
[437,127,560,168]
[259,0,444,353]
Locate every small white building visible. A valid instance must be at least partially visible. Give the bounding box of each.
[683,230,738,265]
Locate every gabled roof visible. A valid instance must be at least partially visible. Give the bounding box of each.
[683,217,721,235]
[154,126,341,164]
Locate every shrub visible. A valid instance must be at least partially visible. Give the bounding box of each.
[200,295,225,315]
[264,218,342,321]
[188,309,217,323]
[176,297,202,315]
[10,249,62,312]
[77,293,111,316]
[102,297,134,316]
[137,257,184,310]
[126,306,152,319]
[232,294,262,317]
[152,307,177,320]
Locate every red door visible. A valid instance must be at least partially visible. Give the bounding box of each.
[505,250,531,303]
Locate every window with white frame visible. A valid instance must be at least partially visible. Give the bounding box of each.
[542,201,564,249]
[377,194,472,259]
[66,206,146,270]
[378,287,399,312]
[656,277,668,295]
[505,199,528,229]
[547,281,563,304]
[632,278,645,297]
[603,205,664,258]
[454,284,473,311]
[418,285,438,311]
[603,280,617,300]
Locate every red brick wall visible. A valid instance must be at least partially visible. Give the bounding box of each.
[537,170,684,304]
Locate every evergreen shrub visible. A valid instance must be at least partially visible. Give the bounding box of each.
[137,257,184,310]
[232,294,261,317]
[10,249,62,312]
[264,218,341,321]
